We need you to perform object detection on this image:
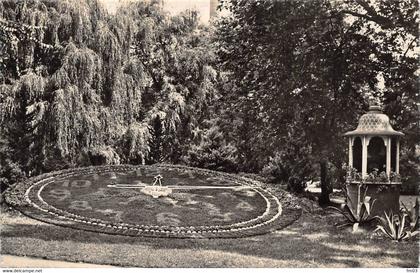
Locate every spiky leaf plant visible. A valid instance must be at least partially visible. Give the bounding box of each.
[374,211,419,242]
[401,199,419,231]
[327,186,377,232]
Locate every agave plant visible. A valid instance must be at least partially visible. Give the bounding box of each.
[401,199,419,230]
[328,186,377,232]
[374,210,419,242]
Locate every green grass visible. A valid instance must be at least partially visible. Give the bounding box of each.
[1,203,418,268]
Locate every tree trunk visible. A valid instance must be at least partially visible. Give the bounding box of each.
[319,159,331,205]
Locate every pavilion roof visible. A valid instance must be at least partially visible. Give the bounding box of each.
[344,105,404,137]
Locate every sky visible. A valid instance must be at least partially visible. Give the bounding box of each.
[99,0,212,23]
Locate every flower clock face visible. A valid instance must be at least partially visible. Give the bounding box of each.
[7,165,301,238]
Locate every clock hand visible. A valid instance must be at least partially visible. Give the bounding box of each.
[107,184,254,190]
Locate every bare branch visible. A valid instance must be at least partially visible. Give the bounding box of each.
[402,37,417,59]
[342,10,392,28]
[342,0,393,28]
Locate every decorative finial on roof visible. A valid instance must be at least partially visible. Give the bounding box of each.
[369,104,382,112]
[368,97,382,112]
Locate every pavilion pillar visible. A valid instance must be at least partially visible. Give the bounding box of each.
[386,137,391,176]
[362,136,368,178]
[396,138,400,174]
[348,137,353,168]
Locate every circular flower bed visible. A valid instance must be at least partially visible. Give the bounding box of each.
[5,164,302,238]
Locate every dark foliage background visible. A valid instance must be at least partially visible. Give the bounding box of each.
[0,0,418,201]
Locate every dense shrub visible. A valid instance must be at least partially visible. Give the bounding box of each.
[183,124,238,172]
[261,131,314,193]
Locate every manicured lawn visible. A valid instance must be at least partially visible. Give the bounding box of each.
[1,201,418,268]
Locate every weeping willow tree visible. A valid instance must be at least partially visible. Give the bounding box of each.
[116,1,220,164]
[0,0,219,191]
